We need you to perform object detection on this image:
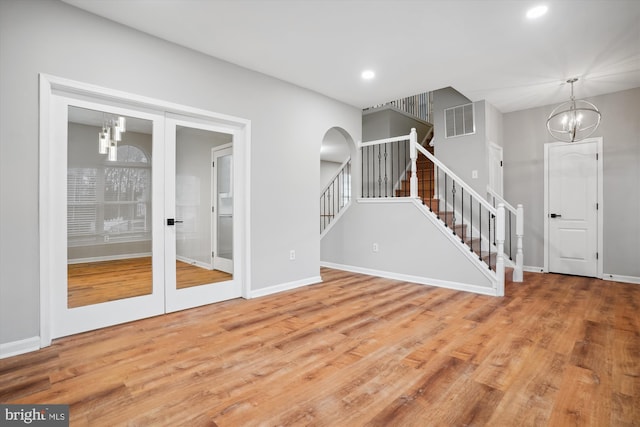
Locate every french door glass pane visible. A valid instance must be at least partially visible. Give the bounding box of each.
[175,126,233,289]
[67,106,153,308]
[217,153,233,262]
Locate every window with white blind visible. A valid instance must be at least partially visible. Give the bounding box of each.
[445,103,475,138]
[67,145,151,246]
[67,168,97,236]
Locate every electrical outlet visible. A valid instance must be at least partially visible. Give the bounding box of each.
[289,250,296,260]
[372,243,379,252]
[472,170,478,179]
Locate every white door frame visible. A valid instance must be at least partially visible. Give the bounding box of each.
[39,74,251,347]
[487,141,503,196]
[212,144,234,274]
[543,137,603,276]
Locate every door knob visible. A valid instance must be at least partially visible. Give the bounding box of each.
[550,213,562,218]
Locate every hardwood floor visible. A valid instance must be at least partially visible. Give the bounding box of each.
[67,258,233,308]
[176,261,232,290]
[2,269,639,426]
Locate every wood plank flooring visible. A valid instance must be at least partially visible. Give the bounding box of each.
[67,258,232,308]
[2,269,639,426]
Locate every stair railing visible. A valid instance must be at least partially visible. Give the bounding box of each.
[487,187,524,282]
[320,158,351,234]
[364,91,433,123]
[360,134,412,198]
[410,129,506,296]
[359,128,507,295]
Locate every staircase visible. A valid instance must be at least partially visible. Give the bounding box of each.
[394,145,499,269]
[321,124,524,296]
[359,128,524,294]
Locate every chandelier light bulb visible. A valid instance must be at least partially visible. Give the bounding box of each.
[98,128,109,154]
[546,78,601,143]
[108,142,118,161]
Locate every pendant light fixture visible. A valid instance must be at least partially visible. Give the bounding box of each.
[546,78,601,143]
[98,115,126,161]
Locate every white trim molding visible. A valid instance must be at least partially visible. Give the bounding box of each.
[603,274,640,285]
[248,276,322,299]
[0,336,41,359]
[320,262,499,297]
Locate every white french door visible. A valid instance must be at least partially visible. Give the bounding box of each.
[164,117,241,313]
[51,95,166,338]
[545,138,602,278]
[45,83,246,340]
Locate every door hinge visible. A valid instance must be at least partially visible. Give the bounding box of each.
[596,252,599,260]
[212,206,214,213]
[596,153,598,160]
[596,203,599,210]
[212,251,215,258]
[212,161,215,167]
[500,160,503,167]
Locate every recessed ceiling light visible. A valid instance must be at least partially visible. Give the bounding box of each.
[361,70,375,80]
[526,5,548,19]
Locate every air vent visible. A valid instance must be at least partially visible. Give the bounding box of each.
[445,103,475,138]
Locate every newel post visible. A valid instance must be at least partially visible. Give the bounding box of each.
[409,128,418,198]
[496,203,506,296]
[513,204,524,282]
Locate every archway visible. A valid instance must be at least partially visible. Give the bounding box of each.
[320,127,355,235]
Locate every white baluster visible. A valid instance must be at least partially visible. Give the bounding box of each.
[513,204,524,282]
[496,203,505,296]
[409,128,418,199]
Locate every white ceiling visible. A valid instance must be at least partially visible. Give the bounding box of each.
[62,0,640,113]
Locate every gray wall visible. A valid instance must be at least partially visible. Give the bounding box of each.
[0,0,361,346]
[432,88,489,197]
[321,201,493,289]
[362,107,431,143]
[503,87,640,275]
[320,161,343,191]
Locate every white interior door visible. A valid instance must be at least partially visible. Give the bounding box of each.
[547,141,599,277]
[164,117,241,313]
[52,96,165,339]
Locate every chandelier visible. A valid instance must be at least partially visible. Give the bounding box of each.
[98,116,126,161]
[546,78,601,143]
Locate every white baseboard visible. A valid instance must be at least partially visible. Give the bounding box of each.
[523,265,545,273]
[176,255,212,270]
[0,336,40,359]
[248,275,322,299]
[321,262,499,297]
[602,274,640,285]
[68,252,152,264]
